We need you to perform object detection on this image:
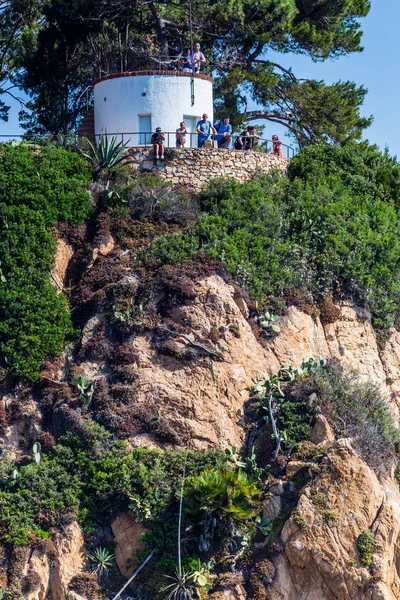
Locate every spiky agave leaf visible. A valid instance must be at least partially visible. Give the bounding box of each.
[163,568,197,600]
[81,134,130,170]
[89,547,114,579]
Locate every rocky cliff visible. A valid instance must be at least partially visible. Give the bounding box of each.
[2,142,400,600]
[3,233,400,600]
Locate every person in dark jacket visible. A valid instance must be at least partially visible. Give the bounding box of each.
[151,127,165,160]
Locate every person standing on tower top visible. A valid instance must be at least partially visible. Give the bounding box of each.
[192,43,206,73]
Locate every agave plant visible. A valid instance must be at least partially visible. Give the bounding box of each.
[163,568,198,600]
[81,134,130,170]
[89,547,114,580]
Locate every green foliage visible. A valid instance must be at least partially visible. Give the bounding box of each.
[32,442,41,465]
[0,145,91,381]
[322,511,339,526]
[0,146,91,225]
[112,298,138,322]
[0,425,226,556]
[254,516,273,536]
[257,307,280,333]
[292,513,308,531]
[81,135,130,172]
[288,143,400,205]
[0,1,41,122]
[255,356,399,467]
[288,359,399,467]
[251,75,371,146]
[147,144,400,327]
[128,494,152,522]
[254,359,326,456]
[225,446,270,483]
[357,530,375,566]
[186,469,261,522]
[0,272,73,381]
[309,488,327,509]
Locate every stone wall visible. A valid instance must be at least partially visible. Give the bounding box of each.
[127,147,289,189]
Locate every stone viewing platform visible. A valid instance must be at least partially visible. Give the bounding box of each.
[127,148,289,189]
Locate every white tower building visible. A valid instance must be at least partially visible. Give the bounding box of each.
[93,70,213,147]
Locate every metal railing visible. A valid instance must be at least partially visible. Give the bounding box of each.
[0,132,295,159]
[93,131,295,159]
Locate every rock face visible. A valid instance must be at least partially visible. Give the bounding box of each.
[111,512,146,577]
[268,439,400,600]
[52,239,74,292]
[269,302,400,422]
[123,275,280,449]
[26,522,86,600]
[53,521,87,599]
[26,551,51,600]
[75,275,400,448]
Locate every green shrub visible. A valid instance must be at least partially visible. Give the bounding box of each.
[0,145,91,225]
[0,425,226,554]
[123,176,199,223]
[288,143,400,207]
[0,146,92,380]
[357,530,375,566]
[186,468,261,522]
[145,144,400,327]
[322,511,339,526]
[0,273,73,380]
[292,513,308,530]
[286,360,399,467]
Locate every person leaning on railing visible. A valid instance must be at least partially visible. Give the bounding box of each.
[176,121,187,148]
[234,126,261,151]
[197,114,217,148]
[272,134,284,157]
[214,116,232,149]
[180,49,193,72]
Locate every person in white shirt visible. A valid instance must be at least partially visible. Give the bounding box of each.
[192,43,206,73]
[176,122,188,148]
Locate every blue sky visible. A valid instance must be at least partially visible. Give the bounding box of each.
[251,0,400,155]
[1,1,398,154]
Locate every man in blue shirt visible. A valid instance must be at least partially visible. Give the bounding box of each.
[214,116,232,148]
[197,113,217,148]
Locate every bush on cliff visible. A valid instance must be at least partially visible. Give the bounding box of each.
[0,145,91,381]
[146,144,400,327]
[286,359,399,467]
[0,145,91,225]
[0,421,226,552]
